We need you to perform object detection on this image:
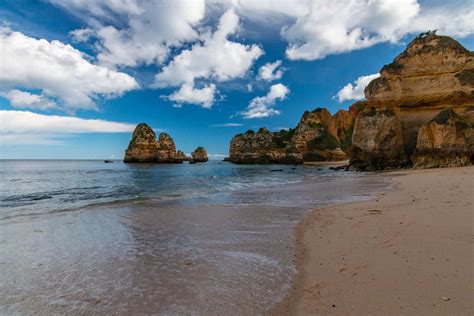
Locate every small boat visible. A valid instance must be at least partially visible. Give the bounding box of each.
[104,160,114,163]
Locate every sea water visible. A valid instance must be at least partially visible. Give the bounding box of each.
[0,160,389,314]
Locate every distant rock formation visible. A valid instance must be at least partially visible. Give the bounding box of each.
[191,147,208,162]
[228,108,357,164]
[350,33,473,170]
[124,123,186,163]
[229,128,303,164]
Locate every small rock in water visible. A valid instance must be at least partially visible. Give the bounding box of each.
[270,169,284,172]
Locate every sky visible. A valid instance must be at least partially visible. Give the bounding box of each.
[1,0,473,159]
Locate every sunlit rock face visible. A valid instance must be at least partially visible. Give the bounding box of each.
[412,108,474,168]
[228,108,358,164]
[229,128,303,164]
[191,147,208,163]
[350,33,474,170]
[291,108,348,162]
[124,123,186,163]
[351,106,409,170]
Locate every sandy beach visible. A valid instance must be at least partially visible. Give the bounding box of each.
[275,166,474,315]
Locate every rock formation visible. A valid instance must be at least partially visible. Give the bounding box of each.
[124,123,186,163]
[291,108,348,161]
[191,147,209,163]
[228,108,357,164]
[412,108,474,168]
[229,128,303,164]
[351,33,473,170]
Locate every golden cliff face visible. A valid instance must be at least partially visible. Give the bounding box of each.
[365,33,473,108]
[412,108,474,168]
[351,33,474,170]
[228,108,356,164]
[291,108,348,161]
[124,123,186,163]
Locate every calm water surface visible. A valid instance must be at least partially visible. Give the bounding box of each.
[0,160,390,314]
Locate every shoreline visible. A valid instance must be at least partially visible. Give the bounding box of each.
[273,166,473,315]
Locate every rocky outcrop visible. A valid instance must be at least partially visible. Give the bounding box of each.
[176,150,188,161]
[191,147,209,163]
[412,108,474,168]
[124,123,186,163]
[229,128,303,164]
[228,108,357,164]
[334,108,357,154]
[350,32,474,170]
[291,108,348,161]
[351,106,409,170]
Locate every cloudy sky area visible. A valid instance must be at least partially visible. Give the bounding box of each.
[1,0,473,158]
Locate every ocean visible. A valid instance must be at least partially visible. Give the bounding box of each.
[0,160,390,314]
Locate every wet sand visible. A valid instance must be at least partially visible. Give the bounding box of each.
[276,166,474,315]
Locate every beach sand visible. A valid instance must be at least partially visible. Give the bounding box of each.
[275,166,473,315]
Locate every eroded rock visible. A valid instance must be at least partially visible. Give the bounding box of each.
[124,123,186,163]
[191,147,208,163]
[412,108,474,168]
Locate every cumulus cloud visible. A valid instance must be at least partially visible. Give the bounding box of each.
[230,0,474,61]
[166,83,216,108]
[242,83,289,119]
[153,9,263,107]
[3,90,57,110]
[335,73,380,103]
[282,0,420,60]
[257,60,284,81]
[0,28,138,111]
[0,110,136,145]
[154,9,263,86]
[58,0,206,68]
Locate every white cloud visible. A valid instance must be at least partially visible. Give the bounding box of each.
[229,0,474,61]
[242,83,289,119]
[152,10,263,107]
[0,110,136,145]
[48,0,142,18]
[211,123,243,127]
[3,90,57,110]
[0,28,139,111]
[335,73,380,103]
[166,83,216,108]
[69,28,95,42]
[282,0,420,60]
[257,60,284,81]
[407,4,474,37]
[208,153,227,159]
[60,0,206,68]
[154,10,263,86]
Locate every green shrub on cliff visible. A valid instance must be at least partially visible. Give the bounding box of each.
[306,130,339,150]
[272,128,295,149]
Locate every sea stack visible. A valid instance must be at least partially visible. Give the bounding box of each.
[191,147,209,163]
[124,123,186,163]
[350,32,473,170]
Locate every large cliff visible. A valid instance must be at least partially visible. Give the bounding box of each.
[229,108,355,164]
[351,33,474,170]
[124,123,186,163]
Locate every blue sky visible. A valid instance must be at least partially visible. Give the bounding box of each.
[1,0,473,159]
